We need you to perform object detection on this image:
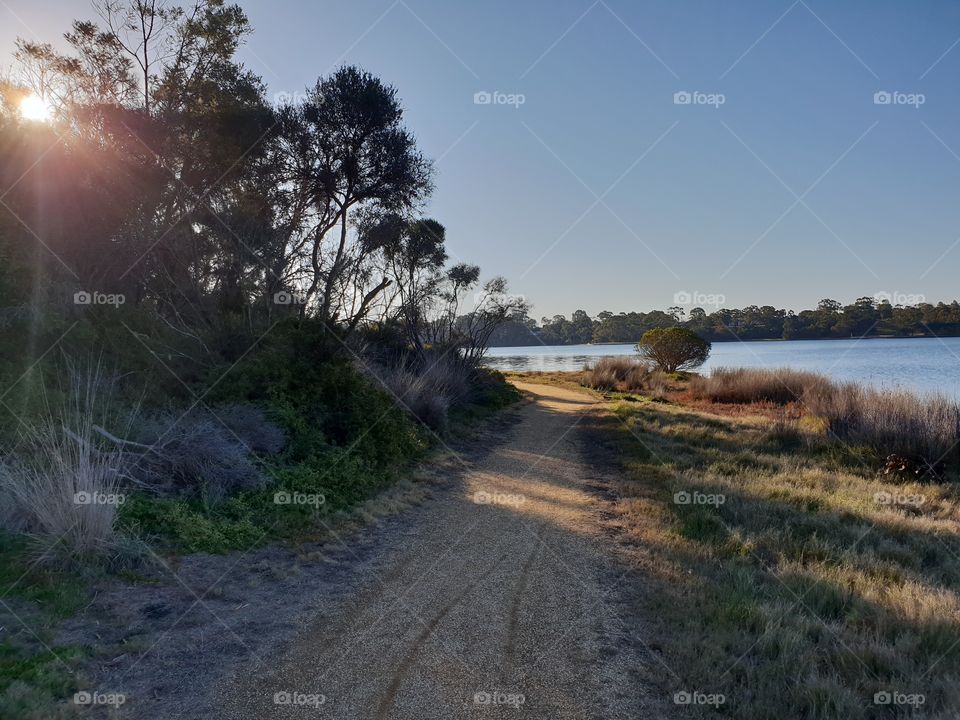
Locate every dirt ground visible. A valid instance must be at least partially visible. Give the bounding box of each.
[71,381,653,719]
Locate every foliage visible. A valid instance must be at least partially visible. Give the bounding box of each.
[580,357,672,401]
[690,367,960,475]
[635,327,710,372]
[0,364,128,565]
[490,297,960,346]
[600,395,960,719]
[689,367,832,404]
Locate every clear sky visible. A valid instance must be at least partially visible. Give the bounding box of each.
[3,0,960,319]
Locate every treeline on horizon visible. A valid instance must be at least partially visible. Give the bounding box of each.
[489,297,960,346]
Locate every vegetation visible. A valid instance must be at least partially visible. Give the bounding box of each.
[489,296,960,345]
[689,368,960,479]
[636,327,711,372]
[688,367,833,405]
[598,393,960,718]
[0,1,523,714]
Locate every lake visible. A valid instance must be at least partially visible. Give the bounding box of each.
[484,337,960,398]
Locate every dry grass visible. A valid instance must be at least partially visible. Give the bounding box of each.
[689,366,833,404]
[582,357,670,398]
[129,410,266,502]
[0,365,127,564]
[806,384,960,470]
[369,354,470,433]
[599,395,960,719]
[690,368,960,475]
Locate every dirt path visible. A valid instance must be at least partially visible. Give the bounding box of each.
[82,381,648,719]
[210,381,646,719]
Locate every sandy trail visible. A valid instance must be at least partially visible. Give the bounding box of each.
[212,381,644,719]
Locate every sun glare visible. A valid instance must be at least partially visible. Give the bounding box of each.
[19,93,52,122]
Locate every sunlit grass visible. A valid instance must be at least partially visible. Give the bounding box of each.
[603,396,960,718]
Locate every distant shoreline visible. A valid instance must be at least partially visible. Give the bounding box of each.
[489,334,944,349]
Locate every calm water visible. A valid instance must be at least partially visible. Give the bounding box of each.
[484,337,960,398]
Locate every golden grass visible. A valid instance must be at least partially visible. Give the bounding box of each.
[599,396,960,719]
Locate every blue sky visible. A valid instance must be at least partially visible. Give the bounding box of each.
[3,0,960,319]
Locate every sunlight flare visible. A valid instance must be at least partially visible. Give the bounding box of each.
[19,93,52,122]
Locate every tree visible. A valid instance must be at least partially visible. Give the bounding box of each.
[424,270,528,372]
[636,327,710,372]
[277,66,433,327]
[374,214,448,352]
[96,0,180,114]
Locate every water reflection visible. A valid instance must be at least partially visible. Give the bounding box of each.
[484,338,960,398]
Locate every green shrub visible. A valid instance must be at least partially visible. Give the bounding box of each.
[636,327,710,372]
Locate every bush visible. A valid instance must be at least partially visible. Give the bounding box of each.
[690,367,960,475]
[126,409,268,502]
[0,366,126,564]
[582,357,668,397]
[689,367,832,404]
[367,353,470,433]
[215,404,286,455]
[805,383,960,470]
[636,327,710,372]
[208,319,426,469]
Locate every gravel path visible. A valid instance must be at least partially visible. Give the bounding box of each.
[79,381,649,719]
[217,381,645,719]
